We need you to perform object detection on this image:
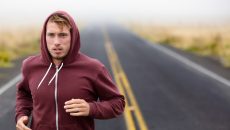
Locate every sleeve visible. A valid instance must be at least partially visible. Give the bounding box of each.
[88,66,125,119]
[15,60,33,122]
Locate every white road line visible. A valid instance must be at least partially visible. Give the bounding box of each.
[121,27,230,87]
[0,74,21,95]
[148,42,230,87]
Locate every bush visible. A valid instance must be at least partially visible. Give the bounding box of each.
[0,50,13,67]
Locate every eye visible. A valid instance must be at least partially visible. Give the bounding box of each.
[59,33,68,37]
[47,33,55,37]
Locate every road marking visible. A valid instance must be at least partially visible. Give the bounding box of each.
[147,43,230,87]
[123,28,230,87]
[103,29,148,130]
[0,74,21,95]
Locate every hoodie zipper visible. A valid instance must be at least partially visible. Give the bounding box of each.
[55,66,59,130]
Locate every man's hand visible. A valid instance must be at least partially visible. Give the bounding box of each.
[64,99,90,116]
[16,116,31,130]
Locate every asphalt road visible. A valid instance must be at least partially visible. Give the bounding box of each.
[1,23,230,130]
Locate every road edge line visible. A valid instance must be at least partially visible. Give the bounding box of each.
[0,74,21,95]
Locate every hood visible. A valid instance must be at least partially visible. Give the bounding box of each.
[40,10,80,65]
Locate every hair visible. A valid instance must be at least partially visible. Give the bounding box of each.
[47,14,72,30]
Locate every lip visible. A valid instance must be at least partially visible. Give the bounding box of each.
[53,48,63,54]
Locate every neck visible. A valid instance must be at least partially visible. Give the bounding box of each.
[53,59,62,67]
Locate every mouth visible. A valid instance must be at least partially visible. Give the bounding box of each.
[52,48,63,54]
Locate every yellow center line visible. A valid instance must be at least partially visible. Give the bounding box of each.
[103,28,148,130]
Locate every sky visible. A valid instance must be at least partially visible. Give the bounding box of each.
[0,0,230,26]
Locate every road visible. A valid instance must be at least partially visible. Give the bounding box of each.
[1,23,230,130]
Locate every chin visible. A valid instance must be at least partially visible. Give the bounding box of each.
[52,55,64,60]
[56,56,65,60]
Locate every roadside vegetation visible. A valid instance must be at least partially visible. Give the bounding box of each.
[0,27,40,68]
[126,22,230,67]
[0,22,84,68]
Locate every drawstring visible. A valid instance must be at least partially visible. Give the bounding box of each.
[48,63,63,85]
[37,63,53,89]
[37,63,63,89]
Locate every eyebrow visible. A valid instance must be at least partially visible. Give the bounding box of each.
[46,32,69,35]
[59,32,69,35]
[46,32,55,35]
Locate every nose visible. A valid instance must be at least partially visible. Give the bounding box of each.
[54,36,61,46]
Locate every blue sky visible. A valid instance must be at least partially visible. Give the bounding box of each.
[0,0,230,26]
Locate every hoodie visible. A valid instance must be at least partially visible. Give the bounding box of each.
[15,11,125,130]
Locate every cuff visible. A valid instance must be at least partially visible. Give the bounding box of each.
[88,102,96,117]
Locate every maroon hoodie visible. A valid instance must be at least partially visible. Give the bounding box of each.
[15,11,125,130]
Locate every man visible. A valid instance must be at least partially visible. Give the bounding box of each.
[16,10,125,130]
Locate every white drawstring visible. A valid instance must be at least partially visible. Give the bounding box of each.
[37,63,53,89]
[48,63,64,85]
[37,62,64,89]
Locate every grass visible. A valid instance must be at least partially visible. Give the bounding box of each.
[125,22,230,67]
[0,27,40,68]
[0,22,84,68]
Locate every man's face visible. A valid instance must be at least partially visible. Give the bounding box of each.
[46,22,71,61]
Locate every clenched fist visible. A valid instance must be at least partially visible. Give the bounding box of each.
[16,116,31,130]
[64,99,90,116]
